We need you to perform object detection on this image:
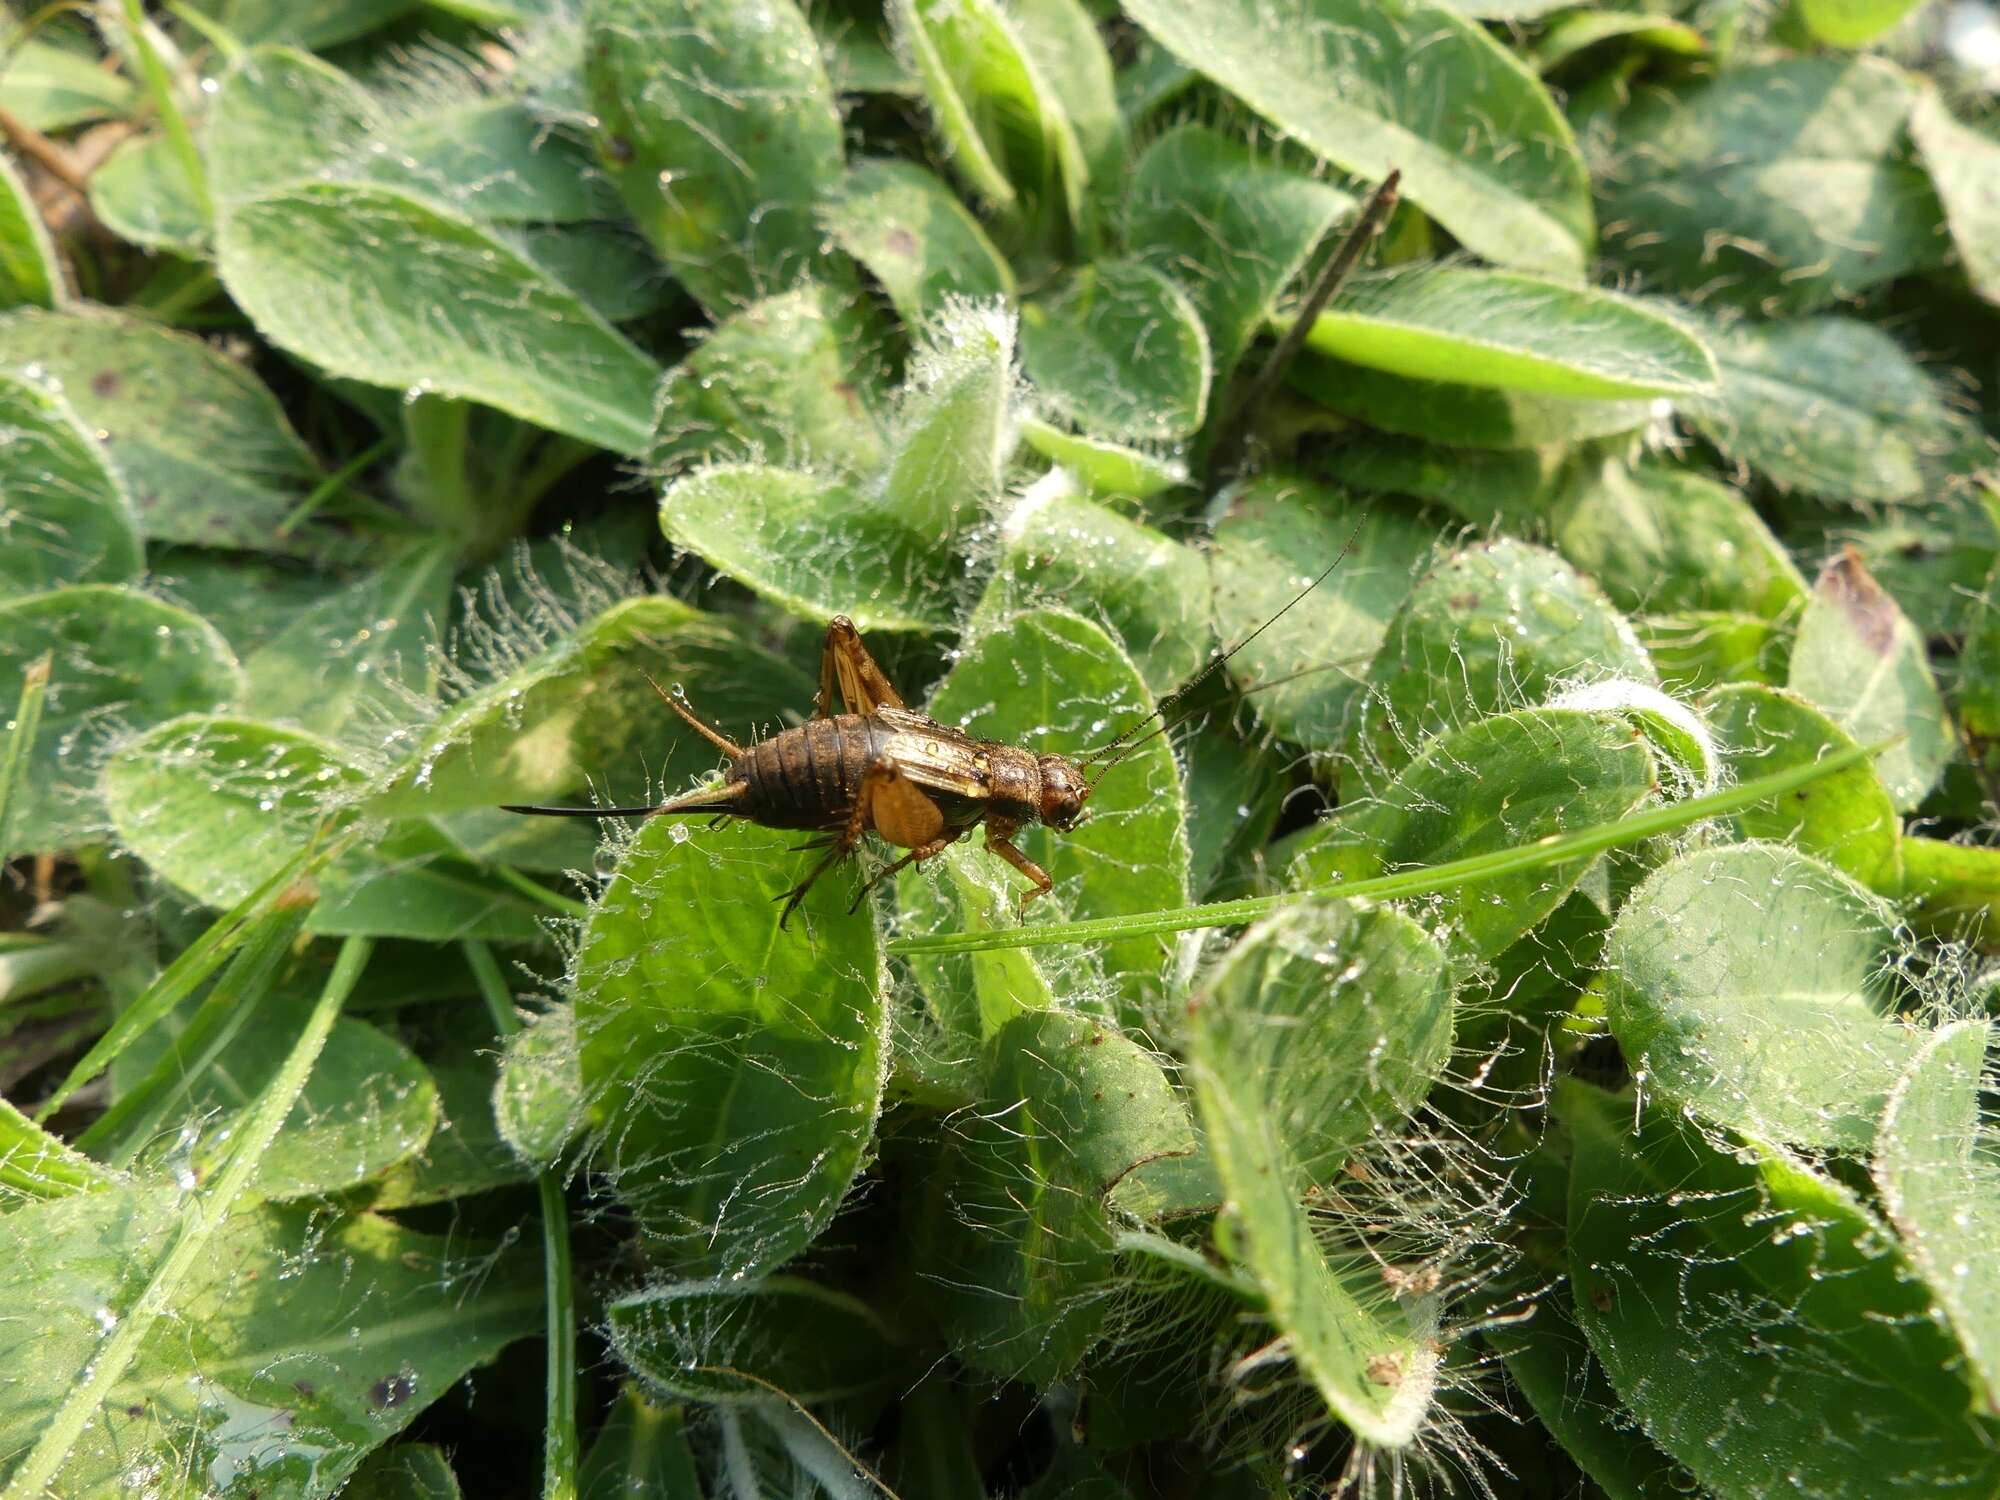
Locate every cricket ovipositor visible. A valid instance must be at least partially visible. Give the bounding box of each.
[502,551,1354,929]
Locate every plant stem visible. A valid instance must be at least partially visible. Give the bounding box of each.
[1899,834,2000,940]
[118,0,212,223]
[0,651,51,861]
[275,436,394,536]
[404,395,479,544]
[889,737,1892,958]
[0,935,372,1500]
[465,940,579,1500]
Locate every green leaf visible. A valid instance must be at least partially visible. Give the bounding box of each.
[890,0,1088,237]
[0,587,241,854]
[0,39,133,134]
[1123,0,1592,275]
[1347,538,1655,791]
[661,300,1014,631]
[937,1007,1193,1383]
[608,1276,902,1403]
[1639,609,1789,695]
[1604,841,1916,1152]
[579,1387,701,1500]
[1207,474,1432,755]
[980,477,1212,697]
[1289,707,1658,960]
[926,609,1190,1014]
[1797,0,1924,46]
[1009,0,1123,233]
[0,374,142,598]
[1598,59,1940,314]
[1126,124,1353,380]
[199,0,416,47]
[240,542,454,742]
[370,595,809,818]
[1290,350,1653,450]
[1187,904,1449,1446]
[0,1097,116,1210]
[896,841,1063,1048]
[1017,420,1187,499]
[1563,1083,2000,1498]
[1909,91,2000,305]
[1703,684,1901,892]
[216,184,661,456]
[822,160,1015,326]
[0,1188,540,1496]
[207,48,615,228]
[585,0,849,314]
[574,817,888,1277]
[1530,10,1706,70]
[162,1010,441,1204]
[345,1445,463,1500]
[104,716,544,944]
[1295,266,1715,400]
[1788,548,1953,811]
[87,133,206,254]
[0,153,60,309]
[494,1005,583,1169]
[1687,314,1991,504]
[0,308,322,553]
[356,1038,532,1210]
[1181,713,1286,900]
[1553,460,1805,619]
[650,284,887,480]
[1323,433,1571,530]
[1021,259,1209,444]
[1876,1019,2000,1415]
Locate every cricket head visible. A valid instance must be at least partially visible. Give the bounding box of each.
[1037,755,1089,831]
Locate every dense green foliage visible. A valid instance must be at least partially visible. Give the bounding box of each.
[1,0,1998,1496]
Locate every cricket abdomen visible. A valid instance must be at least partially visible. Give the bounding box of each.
[730,714,887,830]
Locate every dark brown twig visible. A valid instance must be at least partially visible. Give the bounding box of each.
[1204,168,1402,490]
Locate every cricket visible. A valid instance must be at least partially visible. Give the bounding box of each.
[501,552,1352,927]
[502,171,1401,928]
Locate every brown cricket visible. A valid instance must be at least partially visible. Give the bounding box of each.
[502,171,1399,927]
[502,551,1351,928]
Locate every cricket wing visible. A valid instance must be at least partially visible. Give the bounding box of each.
[875,713,990,803]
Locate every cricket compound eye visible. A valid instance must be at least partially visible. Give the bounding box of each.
[1038,756,1088,831]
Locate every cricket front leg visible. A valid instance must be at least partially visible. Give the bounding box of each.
[849,828,965,912]
[984,818,1053,914]
[813,616,908,718]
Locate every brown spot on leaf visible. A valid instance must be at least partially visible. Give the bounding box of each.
[885,227,919,258]
[368,1371,415,1410]
[605,135,634,165]
[1589,1285,1614,1313]
[1447,592,1481,612]
[1815,546,1897,656]
[90,370,120,398]
[1364,1352,1404,1386]
[293,1380,315,1398]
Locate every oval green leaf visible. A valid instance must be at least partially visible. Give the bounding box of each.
[217,183,662,455]
[1021,258,1209,444]
[585,0,850,314]
[0,308,322,553]
[1604,841,1916,1152]
[1297,266,1716,400]
[0,373,143,599]
[0,586,241,853]
[1123,0,1592,275]
[821,159,1015,326]
[574,817,888,1277]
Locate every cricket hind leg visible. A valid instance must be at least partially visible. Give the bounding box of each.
[775,756,946,928]
[813,616,907,718]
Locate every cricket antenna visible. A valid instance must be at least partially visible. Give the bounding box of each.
[1081,522,1366,787]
